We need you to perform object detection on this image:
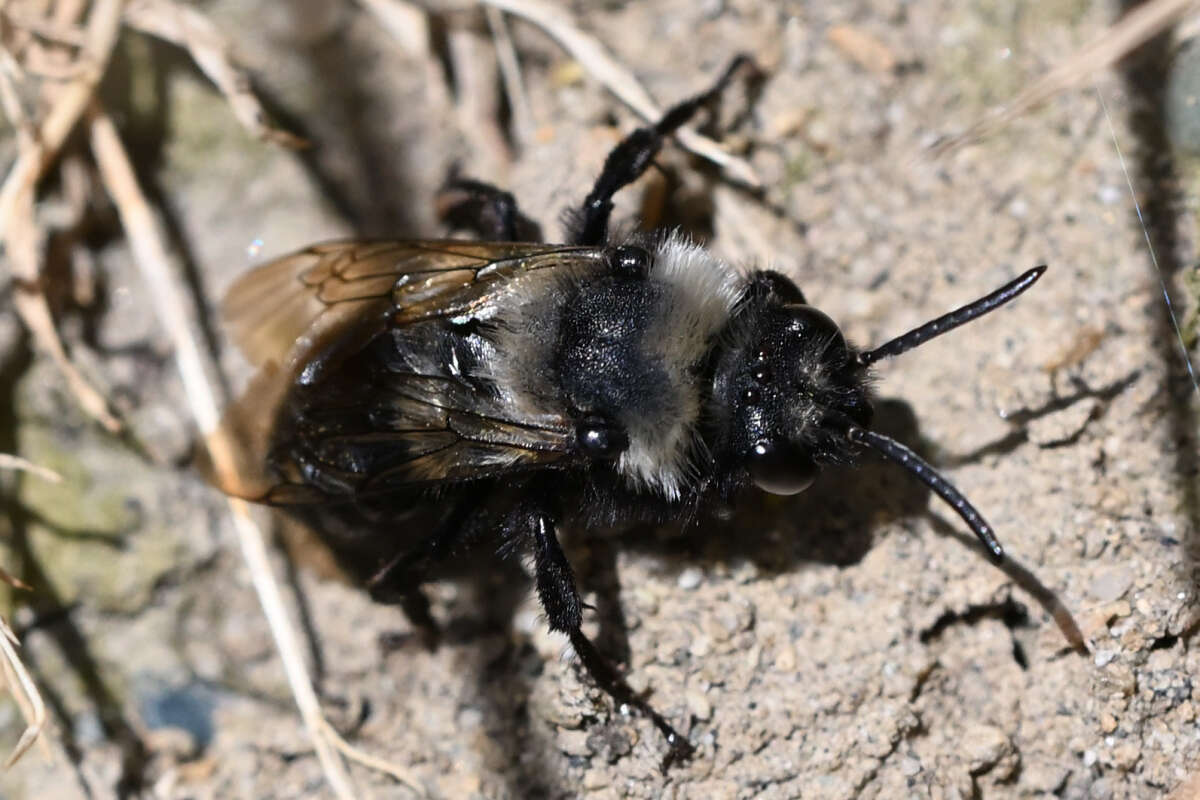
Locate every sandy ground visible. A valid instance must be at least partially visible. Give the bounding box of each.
[2,1,1198,798]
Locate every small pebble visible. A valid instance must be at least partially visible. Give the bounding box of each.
[677,567,704,590]
[1088,567,1134,603]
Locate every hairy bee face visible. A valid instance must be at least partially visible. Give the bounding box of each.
[709,283,874,496]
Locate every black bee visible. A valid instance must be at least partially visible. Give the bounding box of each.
[216,57,1045,767]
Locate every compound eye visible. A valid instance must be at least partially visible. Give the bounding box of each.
[576,417,629,459]
[609,245,652,277]
[790,305,847,357]
[748,271,806,304]
[747,439,819,495]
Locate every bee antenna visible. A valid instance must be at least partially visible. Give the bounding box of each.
[857,266,1046,367]
[845,426,1005,564]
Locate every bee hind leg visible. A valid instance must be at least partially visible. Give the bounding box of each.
[529,511,695,771]
[435,174,543,242]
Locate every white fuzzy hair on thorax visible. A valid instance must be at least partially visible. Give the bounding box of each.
[614,233,743,500]
[479,233,744,501]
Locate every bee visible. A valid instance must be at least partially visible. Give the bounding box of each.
[214,56,1045,767]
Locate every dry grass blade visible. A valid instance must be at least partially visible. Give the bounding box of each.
[0,0,124,242]
[123,0,307,148]
[479,0,762,187]
[8,177,123,433]
[0,453,63,485]
[0,536,44,767]
[486,3,534,147]
[932,0,1198,156]
[0,0,125,432]
[318,717,427,796]
[0,615,47,768]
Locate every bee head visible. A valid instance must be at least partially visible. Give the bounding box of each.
[713,273,872,496]
[713,265,1047,564]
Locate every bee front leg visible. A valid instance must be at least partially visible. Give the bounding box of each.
[435,174,543,242]
[570,54,756,247]
[529,512,695,771]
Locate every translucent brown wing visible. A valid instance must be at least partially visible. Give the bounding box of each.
[213,239,599,502]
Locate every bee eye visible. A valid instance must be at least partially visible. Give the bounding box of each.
[789,305,847,356]
[577,417,629,459]
[747,439,818,495]
[747,270,806,304]
[609,245,651,277]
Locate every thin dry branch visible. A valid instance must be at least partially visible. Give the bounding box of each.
[479,0,761,187]
[932,0,1199,156]
[122,0,306,148]
[87,104,425,800]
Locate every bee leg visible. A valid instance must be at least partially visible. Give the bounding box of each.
[367,580,442,651]
[571,54,755,247]
[435,175,543,242]
[399,589,440,650]
[368,511,479,649]
[530,513,695,770]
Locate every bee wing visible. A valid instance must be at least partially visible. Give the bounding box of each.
[213,239,595,502]
[223,239,580,371]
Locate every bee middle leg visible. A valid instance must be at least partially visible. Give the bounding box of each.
[435,175,543,242]
[528,511,695,770]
